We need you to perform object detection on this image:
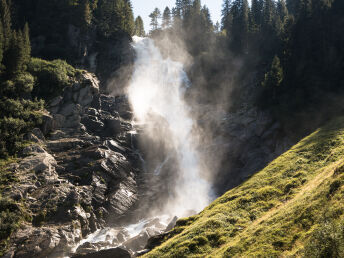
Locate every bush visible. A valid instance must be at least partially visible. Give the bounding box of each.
[28,58,79,101]
[304,221,344,258]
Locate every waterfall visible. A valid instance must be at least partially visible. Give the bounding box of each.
[127,36,212,217]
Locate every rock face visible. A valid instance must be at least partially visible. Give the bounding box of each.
[2,72,142,258]
[198,104,292,194]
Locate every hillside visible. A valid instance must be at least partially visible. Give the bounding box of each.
[144,117,344,257]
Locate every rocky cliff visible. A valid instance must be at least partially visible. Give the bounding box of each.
[1,72,293,258]
[2,72,141,258]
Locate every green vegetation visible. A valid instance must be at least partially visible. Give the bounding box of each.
[134,16,145,36]
[149,0,344,137]
[28,58,81,101]
[145,117,344,257]
[12,0,137,62]
[0,158,31,256]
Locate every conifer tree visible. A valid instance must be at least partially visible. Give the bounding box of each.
[134,16,145,36]
[221,0,232,30]
[123,0,135,35]
[277,0,288,23]
[0,0,11,50]
[162,7,171,28]
[262,55,283,100]
[251,0,263,29]
[0,21,3,66]
[81,0,92,29]
[23,23,31,65]
[149,8,161,31]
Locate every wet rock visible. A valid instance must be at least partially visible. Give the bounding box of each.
[123,231,150,252]
[72,247,131,258]
[165,216,178,232]
[76,242,98,255]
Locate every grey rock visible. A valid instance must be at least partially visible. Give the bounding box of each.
[49,96,63,107]
[60,103,81,117]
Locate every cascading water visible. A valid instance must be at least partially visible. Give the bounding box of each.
[68,37,213,257]
[128,36,212,217]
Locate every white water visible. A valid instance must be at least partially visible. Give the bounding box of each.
[127,36,212,217]
[68,37,213,257]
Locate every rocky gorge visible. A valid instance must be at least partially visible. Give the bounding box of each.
[1,46,293,258]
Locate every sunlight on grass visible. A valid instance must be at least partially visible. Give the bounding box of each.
[144,117,344,257]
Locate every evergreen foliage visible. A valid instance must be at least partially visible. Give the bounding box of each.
[162,7,172,28]
[149,8,161,31]
[134,16,145,36]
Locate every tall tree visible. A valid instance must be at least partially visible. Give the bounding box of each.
[149,7,161,31]
[80,0,92,30]
[251,0,263,29]
[221,0,232,30]
[0,0,11,50]
[277,0,289,23]
[0,21,3,66]
[22,22,30,65]
[162,6,171,28]
[262,55,283,102]
[134,16,145,36]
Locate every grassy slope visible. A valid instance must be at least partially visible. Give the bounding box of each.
[145,117,344,257]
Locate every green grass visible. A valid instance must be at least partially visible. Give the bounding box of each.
[145,117,344,257]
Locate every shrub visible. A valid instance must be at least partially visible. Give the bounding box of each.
[304,221,344,258]
[28,58,79,100]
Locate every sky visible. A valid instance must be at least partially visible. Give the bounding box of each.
[131,0,223,33]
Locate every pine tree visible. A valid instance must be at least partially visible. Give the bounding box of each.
[0,21,3,66]
[149,8,161,31]
[162,7,171,28]
[6,30,25,75]
[201,6,213,33]
[277,0,288,23]
[80,0,92,30]
[123,0,135,36]
[22,23,31,65]
[230,0,249,53]
[0,0,11,50]
[262,55,283,100]
[251,0,263,29]
[134,16,145,36]
[221,0,232,30]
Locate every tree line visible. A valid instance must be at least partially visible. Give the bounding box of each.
[148,0,344,136]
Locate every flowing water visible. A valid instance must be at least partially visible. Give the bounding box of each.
[69,37,213,256]
[128,36,212,217]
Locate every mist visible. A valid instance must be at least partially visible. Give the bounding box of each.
[126,36,213,217]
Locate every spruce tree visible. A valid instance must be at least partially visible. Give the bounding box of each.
[81,0,92,30]
[23,23,31,65]
[277,0,288,23]
[0,21,3,66]
[162,7,171,28]
[0,0,11,50]
[123,0,135,36]
[262,55,283,100]
[221,0,232,30]
[251,0,263,29]
[134,16,145,36]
